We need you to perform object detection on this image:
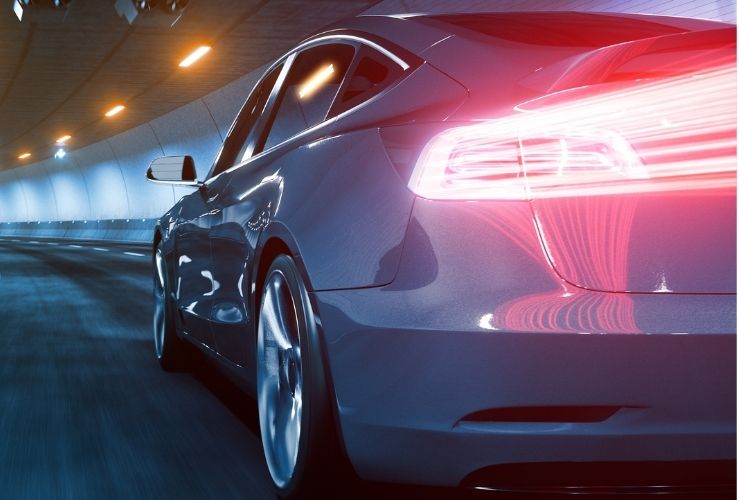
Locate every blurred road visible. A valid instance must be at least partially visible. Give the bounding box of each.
[0,237,491,500]
[0,237,278,499]
[0,237,729,500]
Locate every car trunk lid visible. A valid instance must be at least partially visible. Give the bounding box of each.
[517,28,736,294]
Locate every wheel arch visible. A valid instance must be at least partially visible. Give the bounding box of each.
[252,223,356,477]
[253,222,314,315]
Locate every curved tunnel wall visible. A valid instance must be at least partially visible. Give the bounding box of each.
[0,0,734,243]
[0,67,265,242]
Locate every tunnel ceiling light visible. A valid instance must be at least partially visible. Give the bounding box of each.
[17,152,31,160]
[178,46,211,68]
[299,64,335,99]
[105,104,126,117]
[55,134,71,145]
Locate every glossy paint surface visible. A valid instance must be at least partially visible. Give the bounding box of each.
[152,12,736,488]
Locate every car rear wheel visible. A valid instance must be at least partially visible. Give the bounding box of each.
[257,255,350,498]
[153,241,200,371]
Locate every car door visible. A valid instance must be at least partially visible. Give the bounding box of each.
[200,61,290,365]
[172,186,220,348]
[172,63,284,350]
[208,41,357,366]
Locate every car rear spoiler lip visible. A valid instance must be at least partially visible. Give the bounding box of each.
[518,26,737,94]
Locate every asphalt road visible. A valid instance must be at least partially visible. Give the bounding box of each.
[0,237,280,499]
[0,237,486,500]
[0,237,730,500]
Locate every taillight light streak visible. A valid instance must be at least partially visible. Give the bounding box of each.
[457,203,641,334]
[410,64,736,200]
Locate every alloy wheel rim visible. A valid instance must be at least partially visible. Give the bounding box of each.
[153,247,166,359]
[257,270,304,489]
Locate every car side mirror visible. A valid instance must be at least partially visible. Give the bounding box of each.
[146,155,202,186]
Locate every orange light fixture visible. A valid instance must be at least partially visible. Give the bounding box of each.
[55,135,71,145]
[178,46,211,68]
[298,64,335,99]
[105,104,126,117]
[18,152,31,160]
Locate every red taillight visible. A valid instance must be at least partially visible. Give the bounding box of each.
[408,64,736,200]
[409,123,526,200]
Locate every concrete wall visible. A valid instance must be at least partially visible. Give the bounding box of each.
[0,0,734,242]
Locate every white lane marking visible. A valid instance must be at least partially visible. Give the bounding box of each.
[124,251,145,257]
[10,239,19,242]
[93,247,109,252]
[68,245,82,249]
[28,241,38,244]
[47,242,59,245]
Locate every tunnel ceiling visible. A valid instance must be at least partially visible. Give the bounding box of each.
[0,0,373,171]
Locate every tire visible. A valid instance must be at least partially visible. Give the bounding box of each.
[257,255,351,498]
[153,241,201,372]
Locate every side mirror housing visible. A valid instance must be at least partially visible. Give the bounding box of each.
[146,155,201,186]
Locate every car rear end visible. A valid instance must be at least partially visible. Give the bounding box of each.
[314,12,736,493]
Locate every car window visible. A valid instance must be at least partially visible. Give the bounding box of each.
[258,43,355,153]
[209,63,283,178]
[329,45,404,117]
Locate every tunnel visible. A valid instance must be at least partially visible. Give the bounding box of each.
[0,1,735,498]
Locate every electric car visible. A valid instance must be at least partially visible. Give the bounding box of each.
[147,11,737,497]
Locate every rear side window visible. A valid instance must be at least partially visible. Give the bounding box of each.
[259,43,354,153]
[329,46,404,117]
[209,63,282,177]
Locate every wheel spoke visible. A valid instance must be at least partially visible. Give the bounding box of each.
[264,277,293,351]
[153,248,166,358]
[154,248,165,289]
[257,268,305,489]
[273,390,300,470]
[153,297,164,357]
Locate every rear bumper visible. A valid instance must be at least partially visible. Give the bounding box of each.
[314,288,736,487]
[312,198,735,487]
[461,460,736,495]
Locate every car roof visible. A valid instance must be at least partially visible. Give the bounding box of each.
[334,11,732,52]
